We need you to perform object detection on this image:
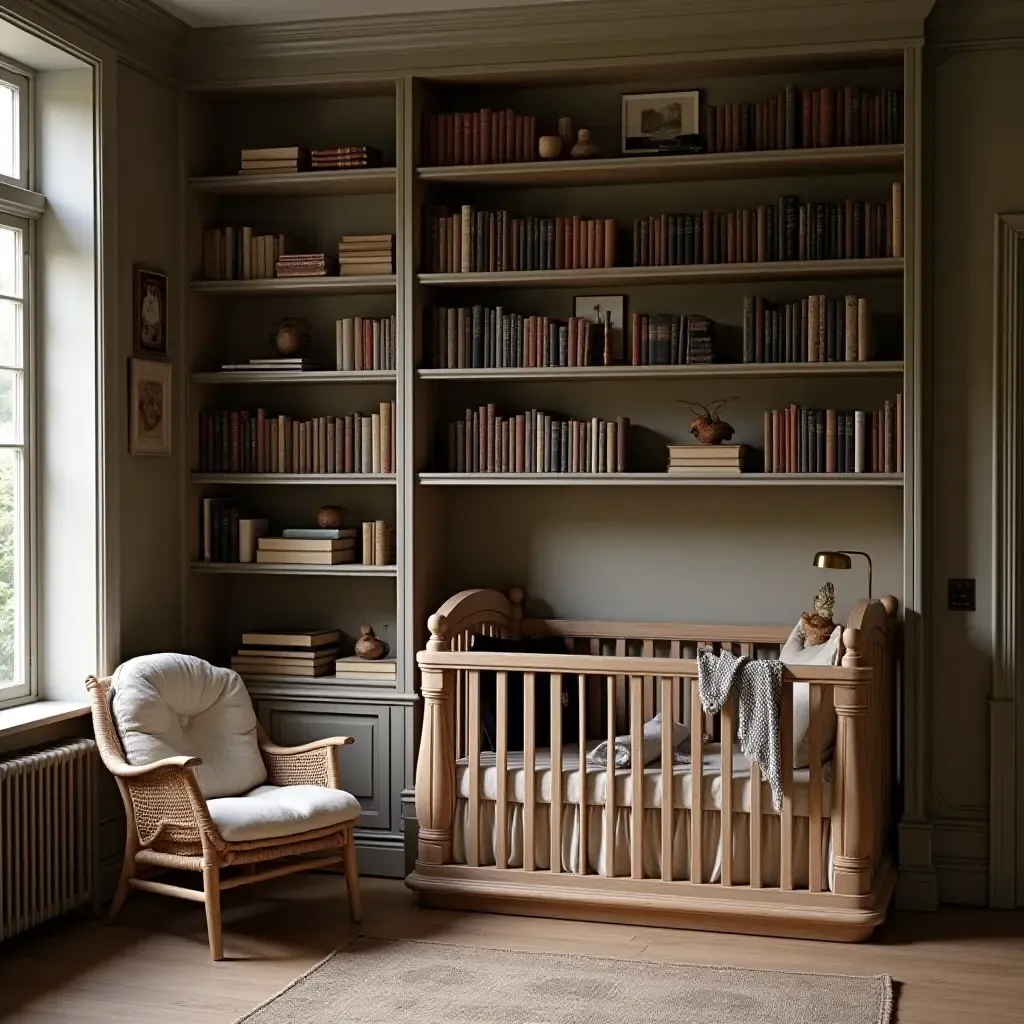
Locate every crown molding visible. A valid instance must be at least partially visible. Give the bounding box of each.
[181,0,936,87]
[0,0,188,76]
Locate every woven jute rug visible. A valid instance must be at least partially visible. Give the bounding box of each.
[236,937,893,1024]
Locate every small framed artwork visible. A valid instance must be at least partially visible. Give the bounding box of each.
[574,294,626,364]
[621,91,701,154]
[129,358,172,456]
[133,265,168,357]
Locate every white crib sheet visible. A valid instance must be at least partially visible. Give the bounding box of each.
[453,745,834,888]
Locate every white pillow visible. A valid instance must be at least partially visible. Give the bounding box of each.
[779,621,842,768]
[111,653,267,799]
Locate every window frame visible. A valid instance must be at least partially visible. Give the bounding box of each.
[0,61,30,190]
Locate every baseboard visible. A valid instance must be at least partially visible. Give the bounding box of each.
[353,829,407,879]
[895,865,939,910]
[936,861,989,906]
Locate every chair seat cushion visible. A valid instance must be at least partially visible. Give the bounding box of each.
[111,653,267,799]
[207,784,361,842]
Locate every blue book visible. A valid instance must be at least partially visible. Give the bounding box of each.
[281,528,357,540]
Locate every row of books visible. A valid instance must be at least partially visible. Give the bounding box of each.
[445,406,629,474]
[336,316,397,371]
[627,314,715,366]
[702,86,904,154]
[201,228,293,281]
[236,146,384,175]
[631,186,903,266]
[743,295,873,364]
[277,252,338,278]
[421,109,538,166]
[338,234,394,276]
[424,207,616,274]
[764,398,903,474]
[428,306,603,369]
[198,403,396,475]
[201,520,394,565]
[229,628,396,681]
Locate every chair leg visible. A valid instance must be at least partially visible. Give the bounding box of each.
[203,860,224,961]
[343,827,362,924]
[107,831,138,923]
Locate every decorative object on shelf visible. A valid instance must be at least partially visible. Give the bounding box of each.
[570,128,599,159]
[800,581,838,645]
[621,90,700,155]
[538,135,563,160]
[678,396,737,445]
[557,116,573,150]
[133,265,168,358]
[317,505,344,529]
[573,295,625,364]
[129,358,172,456]
[355,625,388,660]
[273,317,311,356]
[813,549,874,599]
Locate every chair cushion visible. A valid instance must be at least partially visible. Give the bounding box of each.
[207,784,361,842]
[111,653,267,799]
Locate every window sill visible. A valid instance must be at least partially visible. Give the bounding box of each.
[0,700,91,740]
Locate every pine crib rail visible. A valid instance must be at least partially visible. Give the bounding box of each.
[413,588,898,913]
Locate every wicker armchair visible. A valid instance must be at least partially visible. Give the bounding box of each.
[86,673,361,961]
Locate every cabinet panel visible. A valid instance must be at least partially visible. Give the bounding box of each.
[255,699,391,830]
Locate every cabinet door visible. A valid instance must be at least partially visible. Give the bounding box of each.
[255,699,391,830]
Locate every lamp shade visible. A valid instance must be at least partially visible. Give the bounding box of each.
[812,550,853,571]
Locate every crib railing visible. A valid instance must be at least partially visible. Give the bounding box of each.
[415,623,878,899]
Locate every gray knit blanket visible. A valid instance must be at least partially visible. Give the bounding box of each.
[696,649,783,811]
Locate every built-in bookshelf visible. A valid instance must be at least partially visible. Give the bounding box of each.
[182,50,919,879]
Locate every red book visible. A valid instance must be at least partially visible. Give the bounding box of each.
[481,108,492,164]
[495,110,506,163]
[453,112,463,165]
[504,108,515,163]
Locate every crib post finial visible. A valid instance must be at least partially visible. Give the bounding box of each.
[427,613,448,652]
[841,627,862,667]
[508,586,524,638]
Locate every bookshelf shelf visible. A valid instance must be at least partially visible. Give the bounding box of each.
[190,275,396,297]
[417,259,903,290]
[190,167,397,197]
[417,472,904,487]
[191,370,397,385]
[190,562,398,577]
[190,473,397,485]
[418,362,905,383]
[417,145,904,189]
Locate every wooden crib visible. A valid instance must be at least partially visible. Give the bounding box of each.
[407,587,898,941]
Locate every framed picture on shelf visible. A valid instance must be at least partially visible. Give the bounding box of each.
[574,294,626,364]
[621,91,700,154]
[129,358,172,456]
[133,265,168,357]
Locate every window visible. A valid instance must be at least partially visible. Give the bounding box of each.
[0,64,28,187]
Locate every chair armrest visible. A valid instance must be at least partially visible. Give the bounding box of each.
[108,754,203,779]
[259,736,353,789]
[119,758,218,850]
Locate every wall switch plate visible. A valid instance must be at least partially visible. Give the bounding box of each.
[948,578,976,611]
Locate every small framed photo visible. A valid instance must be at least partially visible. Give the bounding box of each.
[133,265,168,357]
[621,91,701,155]
[574,294,626,364]
[129,358,172,456]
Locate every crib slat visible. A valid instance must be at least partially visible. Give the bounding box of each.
[467,670,481,867]
[630,676,644,879]
[524,672,536,872]
[604,676,615,877]
[670,641,682,727]
[550,673,563,874]
[690,680,703,883]
[720,692,734,886]
[614,638,627,730]
[780,679,794,891]
[578,673,588,876]
[808,683,823,893]
[642,640,655,721]
[660,676,674,882]
[738,642,761,888]
[496,671,509,870]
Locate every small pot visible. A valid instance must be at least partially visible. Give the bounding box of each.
[538,135,563,160]
[354,625,387,660]
[570,128,599,159]
[317,505,343,529]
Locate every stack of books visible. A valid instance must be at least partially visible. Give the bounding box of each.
[219,357,322,374]
[338,235,394,276]
[335,656,397,683]
[667,444,747,476]
[239,147,307,175]
[231,629,340,678]
[360,520,395,566]
[311,145,382,170]
[275,252,338,279]
[256,531,358,565]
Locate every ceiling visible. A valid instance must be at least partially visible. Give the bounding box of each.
[149,0,583,28]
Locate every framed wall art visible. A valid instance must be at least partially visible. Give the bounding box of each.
[133,265,168,358]
[129,358,172,456]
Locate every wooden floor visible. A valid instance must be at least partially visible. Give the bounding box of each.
[0,876,1021,1023]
